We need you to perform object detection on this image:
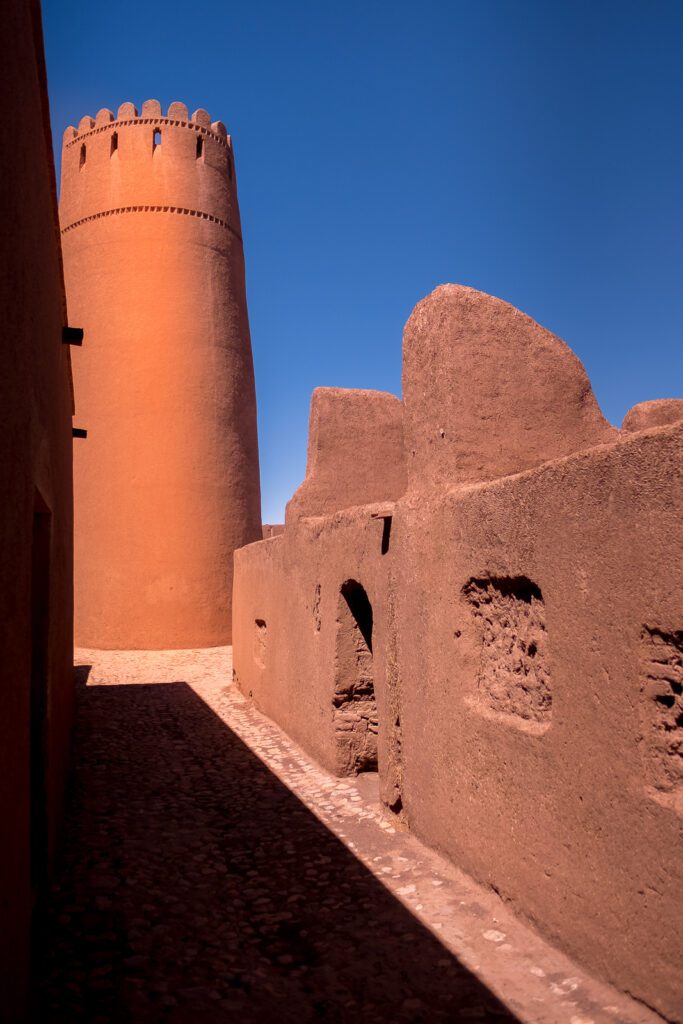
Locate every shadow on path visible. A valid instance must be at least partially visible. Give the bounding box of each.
[32,669,518,1023]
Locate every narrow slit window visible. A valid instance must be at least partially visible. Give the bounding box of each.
[110,131,118,156]
[381,516,392,555]
[79,143,86,168]
[196,135,203,159]
[153,129,161,150]
[227,154,233,180]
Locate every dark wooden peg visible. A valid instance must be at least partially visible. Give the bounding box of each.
[62,326,84,346]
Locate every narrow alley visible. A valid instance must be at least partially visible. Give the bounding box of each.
[32,650,660,1024]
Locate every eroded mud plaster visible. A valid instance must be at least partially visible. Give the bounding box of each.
[233,285,683,1021]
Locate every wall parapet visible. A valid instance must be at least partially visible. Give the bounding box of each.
[64,100,230,150]
[286,388,406,522]
[60,99,239,241]
[64,116,230,151]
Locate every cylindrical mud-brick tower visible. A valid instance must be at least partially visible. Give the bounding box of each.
[60,100,261,648]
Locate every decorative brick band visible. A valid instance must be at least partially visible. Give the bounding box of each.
[65,117,230,150]
[61,205,242,240]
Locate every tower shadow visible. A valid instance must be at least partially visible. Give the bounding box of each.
[32,671,518,1023]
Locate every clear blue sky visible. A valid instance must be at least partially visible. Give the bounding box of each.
[43,0,683,522]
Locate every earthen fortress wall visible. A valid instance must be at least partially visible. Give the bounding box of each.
[233,286,683,1021]
[0,0,75,1015]
[61,101,261,648]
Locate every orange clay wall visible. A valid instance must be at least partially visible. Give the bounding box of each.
[0,1,75,1017]
[60,100,261,649]
[233,287,683,1021]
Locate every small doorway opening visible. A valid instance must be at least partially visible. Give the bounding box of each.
[30,492,51,899]
[333,580,378,775]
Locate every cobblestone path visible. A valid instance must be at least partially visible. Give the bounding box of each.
[32,650,659,1024]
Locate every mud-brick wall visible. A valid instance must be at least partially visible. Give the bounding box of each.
[233,507,398,802]
[60,97,261,648]
[395,423,683,1022]
[0,1,75,1019]
[234,386,405,802]
[234,281,683,1020]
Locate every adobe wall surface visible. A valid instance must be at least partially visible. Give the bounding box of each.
[236,385,406,793]
[622,397,683,433]
[286,388,406,521]
[233,284,682,1020]
[262,524,285,539]
[233,506,398,799]
[403,285,617,490]
[61,102,261,648]
[394,422,683,1021]
[0,1,74,1017]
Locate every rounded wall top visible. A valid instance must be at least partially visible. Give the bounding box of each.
[402,284,618,489]
[63,100,230,150]
[621,399,683,433]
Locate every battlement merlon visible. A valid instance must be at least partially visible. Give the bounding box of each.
[59,100,239,233]
[63,100,230,147]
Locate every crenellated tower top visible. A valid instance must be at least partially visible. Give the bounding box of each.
[60,99,241,238]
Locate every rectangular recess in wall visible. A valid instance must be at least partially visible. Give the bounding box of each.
[463,575,551,733]
[640,625,683,815]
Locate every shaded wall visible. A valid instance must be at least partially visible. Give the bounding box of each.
[0,1,74,1018]
[233,286,683,1020]
[234,386,405,803]
[234,509,396,792]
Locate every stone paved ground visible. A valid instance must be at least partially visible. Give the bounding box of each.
[32,648,661,1024]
